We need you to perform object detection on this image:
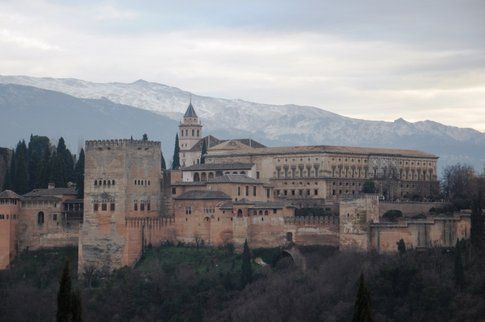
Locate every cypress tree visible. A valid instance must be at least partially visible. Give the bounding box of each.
[74,149,85,198]
[6,150,15,191]
[396,239,406,256]
[57,259,72,322]
[352,273,373,322]
[454,240,465,289]
[14,140,29,194]
[39,146,52,188]
[200,139,207,164]
[28,135,51,190]
[172,134,180,169]
[142,133,148,141]
[71,289,82,322]
[240,239,252,288]
[470,193,483,248]
[161,152,166,170]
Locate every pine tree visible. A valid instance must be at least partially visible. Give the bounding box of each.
[470,193,483,248]
[454,240,465,289]
[172,134,180,169]
[240,239,252,288]
[74,149,85,198]
[200,139,207,164]
[57,259,72,322]
[161,152,166,170]
[71,289,82,322]
[352,273,373,322]
[14,140,29,194]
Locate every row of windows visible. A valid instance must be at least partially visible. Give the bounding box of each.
[237,186,258,197]
[204,208,215,214]
[333,182,363,187]
[0,214,17,220]
[180,129,200,137]
[276,189,318,197]
[134,179,151,186]
[94,203,116,212]
[94,179,115,186]
[35,212,58,225]
[133,200,151,211]
[0,199,18,205]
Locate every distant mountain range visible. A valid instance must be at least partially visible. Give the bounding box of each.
[0,75,484,173]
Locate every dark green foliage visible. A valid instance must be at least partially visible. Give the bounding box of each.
[397,239,406,255]
[71,289,82,322]
[57,259,72,322]
[171,133,180,169]
[142,133,148,141]
[240,240,252,288]
[383,210,403,221]
[471,194,483,248]
[74,149,85,198]
[161,152,166,170]
[352,273,372,322]
[200,138,207,164]
[14,140,29,194]
[27,135,51,190]
[362,180,376,193]
[52,137,75,187]
[295,207,333,217]
[454,240,465,289]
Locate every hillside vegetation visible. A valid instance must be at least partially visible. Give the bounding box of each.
[0,243,484,321]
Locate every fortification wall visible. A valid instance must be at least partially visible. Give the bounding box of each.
[0,201,18,269]
[370,214,470,253]
[379,201,447,216]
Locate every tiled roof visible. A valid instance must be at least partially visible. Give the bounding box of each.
[208,174,261,184]
[207,144,438,159]
[219,199,288,209]
[23,196,61,202]
[63,199,84,204]
[187,135,223,152]
[174,190,231,200]
[0,190,22,199]
[182,162,254,171]
[184,102,198,118]
[23,187,77,197]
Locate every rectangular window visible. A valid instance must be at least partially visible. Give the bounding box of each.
[253,186,257,196]
[266,189,270,198]
[134,202,138,211]
[238,186,241,196]
[110,203,115,211]
[185,207,192,215]
[94,203,99,211]
[314,189,318,195]
[101,203,107,211]
[53,214,57,221]
[172,187,176,195]
[147,202,151,211]
[141,203,145,211]
[246,186,249,196]
[256,171,260,179]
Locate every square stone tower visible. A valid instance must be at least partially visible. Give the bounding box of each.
[78,139,162,273]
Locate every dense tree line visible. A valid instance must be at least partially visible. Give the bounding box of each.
[3,135,84,196]
[2,240,485,322]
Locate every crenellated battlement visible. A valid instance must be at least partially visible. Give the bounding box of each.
[125,216,175,229]
[85,139,161,150]
[284,215,339,226]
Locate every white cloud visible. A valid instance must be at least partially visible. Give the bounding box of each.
[0,0,483,131]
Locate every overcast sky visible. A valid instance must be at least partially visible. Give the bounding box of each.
[1,0,484,131]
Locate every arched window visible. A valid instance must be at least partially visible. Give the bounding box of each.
[37,211,44,225]
[112,180,115,185]
[201,172,207,181]
[258,210,263,216]
[237,209,243,217]
[240,171,246,175]
[197,130,200,137]
[94,180,97,186]
[208,172,214,179]
[192,129,195,136]
[264,210,269,216]
[194,173,200,182]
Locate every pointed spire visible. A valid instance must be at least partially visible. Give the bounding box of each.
[184,97,198,118]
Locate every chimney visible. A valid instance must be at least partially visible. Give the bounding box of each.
[48,182,55,189]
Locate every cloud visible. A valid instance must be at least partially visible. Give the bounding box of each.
[0,0,483,131]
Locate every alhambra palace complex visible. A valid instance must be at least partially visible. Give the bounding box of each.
[0,102,471,272]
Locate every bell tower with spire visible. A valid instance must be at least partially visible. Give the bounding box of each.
[179,98,203,167]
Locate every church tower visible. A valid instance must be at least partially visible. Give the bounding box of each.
[179,100,203,167]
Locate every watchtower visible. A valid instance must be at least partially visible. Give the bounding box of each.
[78,139,162,272]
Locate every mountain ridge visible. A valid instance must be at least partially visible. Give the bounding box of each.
[0,75,483,172]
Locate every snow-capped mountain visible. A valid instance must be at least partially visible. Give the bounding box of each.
[0,75,483,172]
